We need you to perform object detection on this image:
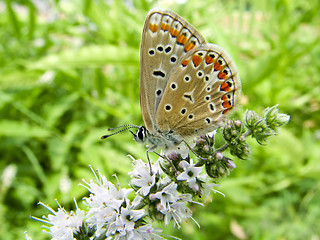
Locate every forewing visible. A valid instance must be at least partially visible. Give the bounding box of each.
[140,9,206,132]
[156,43,241,137]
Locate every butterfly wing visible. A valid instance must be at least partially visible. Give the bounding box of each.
[155,43,241,137]
[140,9,206,132]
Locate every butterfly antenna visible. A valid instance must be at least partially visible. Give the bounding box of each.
[101,125,140,139]
[107,124,140,131]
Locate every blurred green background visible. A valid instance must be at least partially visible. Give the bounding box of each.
[1,0,320,239]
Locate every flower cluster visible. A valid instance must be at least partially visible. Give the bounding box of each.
[30,105,289,239]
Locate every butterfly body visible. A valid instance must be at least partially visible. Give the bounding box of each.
[103,9,241,163]
[132,125,183,151]
[137,9,241,152]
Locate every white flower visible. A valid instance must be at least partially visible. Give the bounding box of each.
[154,182,180,212]
[177,159,203,189]
[129,159,156,196]
[82,170,133,236]
[128,224,163,240]
[163,202,192,228]
[34,200,85,240]
[201,182,225,203]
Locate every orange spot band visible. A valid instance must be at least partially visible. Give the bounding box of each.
[181,59,189,67]
[222,101,232,108]
[222,95,228,102]
[218,71,227,79]
[205,56,214,64]
[220,82,230,91]
[170,28,179,37]
[177,34,188,45]
[185,42,195,52]
[214,62,223,71]
[161,23,170,31]
[149,24,158,33]
[192,55,202,67]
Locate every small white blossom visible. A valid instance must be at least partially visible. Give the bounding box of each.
[163,202,192,228]
[154,182,180,212]
[129,159,156,196]
[33,200,85,240]
[177,159,203,189]
[82,171,132,236]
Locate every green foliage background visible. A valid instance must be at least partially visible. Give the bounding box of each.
[0,0,319,239]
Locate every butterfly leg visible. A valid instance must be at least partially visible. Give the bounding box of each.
[182,140,208,161]
[146,146,157,175]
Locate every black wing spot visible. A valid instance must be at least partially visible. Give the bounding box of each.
[181,108,186,115]
[153,71,165,78]
[188,114,194,119]
[171,83,177,89]
[183,94,193,103]
[184,75,190,82]
[197,71,203,77]
[209,103,215,111]
[149,49,155,55]
[165,46,172,53]
[157,46,164,52]
[156,89,162,96]
[165,104,172,111]
[170,56,177,63]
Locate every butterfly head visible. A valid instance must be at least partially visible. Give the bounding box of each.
[130,126,149,143]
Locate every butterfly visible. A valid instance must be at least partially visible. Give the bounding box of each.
[102,9,241,168]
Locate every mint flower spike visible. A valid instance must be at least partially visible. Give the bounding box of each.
[264,104,291,132]
[243,105,290,144]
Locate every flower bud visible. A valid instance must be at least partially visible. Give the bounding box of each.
[227,160,236,169]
